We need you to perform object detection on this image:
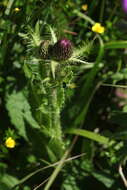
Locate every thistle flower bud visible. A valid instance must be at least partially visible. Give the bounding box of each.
[50,38,73,61]
[122,0,127,13]
[40,40,51,59]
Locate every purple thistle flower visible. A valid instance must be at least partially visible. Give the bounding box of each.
[122,0,127,13]
[50,38,73,61]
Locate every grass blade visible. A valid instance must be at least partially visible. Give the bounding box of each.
[66,128,109,145]
[104,41,127,49]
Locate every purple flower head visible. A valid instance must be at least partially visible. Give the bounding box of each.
[122,0,127,13]
[50,38,73,61]
[59,38,72,48]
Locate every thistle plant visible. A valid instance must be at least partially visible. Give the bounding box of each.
[20,22,92,161]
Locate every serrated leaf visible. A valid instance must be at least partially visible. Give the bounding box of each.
[49,26,57,44]
[6,91,40,139]
[23,63,32,78]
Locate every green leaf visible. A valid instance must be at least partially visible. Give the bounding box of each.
[5,0,15,15]
[104,41,127,49]
[23,63,32,79]
[72,41,92,58]
[50,61,58,79]
[35,21,40,37]
[0,174,19,188]
[6,91,40,139]
[73,36,104,126]
[66,128,109,144]
[61,175,80,190]
[92,171,115,188]
[49,26,57,44]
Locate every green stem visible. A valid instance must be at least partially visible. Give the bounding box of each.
[108,0,119,21]
[45,83,65,158]
[51,88,61,135]
[99,0,105,22]
[5,0,15,15]
[73,10,95,25]
[39,62,64,157]
[44,150,68,190]
[44,136,78,190]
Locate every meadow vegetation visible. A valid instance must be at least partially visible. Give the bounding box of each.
[0,0,127,189]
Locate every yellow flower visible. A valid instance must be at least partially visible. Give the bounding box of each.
[82,4,88,11]
[92,23,105,34]
[5,137,16,148]
[14,7,20,12]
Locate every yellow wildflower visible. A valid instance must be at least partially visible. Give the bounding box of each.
[14,8,20,12]
[82,4,88,11]
[92,23,105,34]
[5,137,16,148]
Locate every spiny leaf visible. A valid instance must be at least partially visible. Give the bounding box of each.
[49,26,57,44]
[6,91,40,140]
[72,41,92,58]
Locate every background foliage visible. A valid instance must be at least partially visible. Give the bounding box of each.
[1,0,127,189]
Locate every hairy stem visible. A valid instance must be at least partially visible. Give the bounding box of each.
[48,86,65,156]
